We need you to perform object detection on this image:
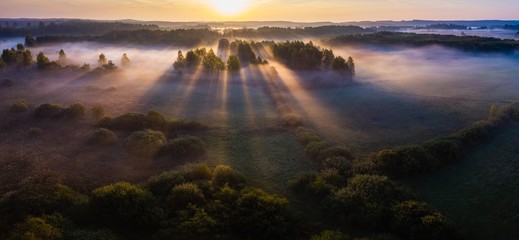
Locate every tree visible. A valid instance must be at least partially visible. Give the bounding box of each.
[2,48,17,65]
[25,35,37,47]
[21,50,32,67]
[322,49,334,68]
[218,38,230,56]
[202,49,225,71]
[0,58,5,69]
[226,55,241,72]
[121,53,130,67]
[98,53,107,66]
[36,52,50,69]
[347,56,355,76]
[237,42,257,64]
[58,49,67,65]
[173,51,187,70]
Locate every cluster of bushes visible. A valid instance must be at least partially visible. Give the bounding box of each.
[363,102,519,177]
[328,32,519,52]
[0,165,295,240]
[98,110,208,133]
[289,125,461,239]
[33,103,86,120]
[271,41,354,76]
[96,110,208,158]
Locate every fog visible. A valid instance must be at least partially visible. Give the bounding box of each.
[3,38,519,151]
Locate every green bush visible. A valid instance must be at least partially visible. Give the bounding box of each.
[91,105,105,120]
[390,201,460,240]
[315,146,354,163]
[305,141,331,161]
[182,164,213,181]
[63,103,87,120]
[87,128,118,147]
[146,171,187,199]
[311,230,350,240]
[9,99,30,113]
[212,165,246,189]
[98,113,147,131]
[280,113,304,128]
[289,173,333,199]
[91,182,164,229]
[322,156,353,179]
[159,136,206,159]
[28,127,44,138]
[124,129,166,157]
[167,183,205,210]
[33,103,65,119]
[328,175,411,229]
[370,145,437,177]
[294,127,322,146]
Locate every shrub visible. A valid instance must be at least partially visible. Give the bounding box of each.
[289,173,333,199]
[328,175,411,229]
[311,230,350,240]
[305,141,331,161]
[212,165,246,189]
[63,103,86,120]
[322,156,353,179]
[7,216,63,240]
[87,128,118,146]
[124,129,166,157]
[33,103,65,119]
[91,105,105,120]
[370,145,437,177]
[146,171,187,199]
[91,182,164,228]
[9,99,30,113]
[294,127,322,146]
[315,146,354,163]
[145,110,168,131]
[98,113,147,131]
[280,113,304,128]
[28,127,44,138]
[182,164,213,181]
[390,201,460,240]
[423,139,463,165]
[159,136,206,159]
[167,183,205,210]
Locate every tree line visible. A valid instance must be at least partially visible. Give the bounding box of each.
[328,32,519,52]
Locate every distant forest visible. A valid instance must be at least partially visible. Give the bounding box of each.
[328,32,519,52]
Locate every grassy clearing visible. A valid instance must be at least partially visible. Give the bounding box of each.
[405,123,519,240]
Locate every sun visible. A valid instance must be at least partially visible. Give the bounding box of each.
[207,0,250,16]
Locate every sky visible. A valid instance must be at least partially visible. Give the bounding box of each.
[0,0,517,22]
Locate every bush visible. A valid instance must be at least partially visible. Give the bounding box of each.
[182,164,213,181]
[146,171,187,199]
[294,127,322,146]
[124,129,166,157]
[33,103,65,119]
[328,175,411,229]
[315,146,354,163]
[311,230,350,240]
[370,145,437,177]
[212,165,246,189]
[63,103,86,120]
[390,201,460,240]
[322,156,353,179]
[91,105,105,120]
[289,173,333,199]
[98,113,146,131]
[87,128,118,146]
[280,113,304,128]
[167,183,205,210]
[159,136,206,159]
[91,182,164,228]
[9,99,30,113]
[28,127,44,138]
[305,141,331,161]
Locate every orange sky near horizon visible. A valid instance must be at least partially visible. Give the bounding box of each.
[0,0,517,22]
